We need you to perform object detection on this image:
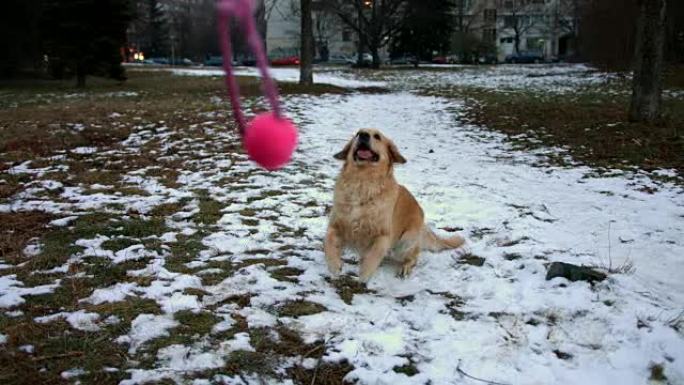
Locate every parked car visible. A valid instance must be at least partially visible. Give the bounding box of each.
[446,54,460,64]
[270,55,300,66]
[236,55,256,66]
[504,51,544,64]
[325,54,351,65]
[204,56,223,66]
[149,57,169,65]
[347,53,373,66]
[389,54,417,65]
[478,53,498,64]
[431,56,447,64]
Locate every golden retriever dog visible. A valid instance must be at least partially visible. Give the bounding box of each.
[325,128,465,282]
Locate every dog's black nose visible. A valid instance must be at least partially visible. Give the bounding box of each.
[358,131,370,143]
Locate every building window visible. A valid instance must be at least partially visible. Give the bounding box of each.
[483,28,497,43]
[455,0,471,8]
[527,37,544,51]
[500,37,514,44]
[342,29,352,42]
[484,9,496,22]
[504,15,516,28]
[504,0,514,9]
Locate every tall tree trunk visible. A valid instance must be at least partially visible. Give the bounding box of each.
[76,61,86,87]
[629,0,667,122]
[299,0,314,85]
[370,44,380,69]
[357,7,365,67]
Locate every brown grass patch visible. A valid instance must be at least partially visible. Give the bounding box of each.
[277,300,327,318]
[327,275,374,305]
[0,211,53,263]
[287,360,355,385]
[456,88,683,177]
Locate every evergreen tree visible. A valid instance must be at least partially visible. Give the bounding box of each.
[392,0,454,66]
[148,0,170,57]
[41,0,133,86]
[0,0,43,77]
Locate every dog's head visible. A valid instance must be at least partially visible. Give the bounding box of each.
[333,129,406,168]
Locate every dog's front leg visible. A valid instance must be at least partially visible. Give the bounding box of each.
[359,235,391,283]
[324,226,343,276]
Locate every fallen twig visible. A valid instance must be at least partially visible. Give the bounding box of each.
[456,360,510,385]
[31,351,83,362]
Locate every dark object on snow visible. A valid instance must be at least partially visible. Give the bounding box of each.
[545,262,606,283]
[458,254,485,266]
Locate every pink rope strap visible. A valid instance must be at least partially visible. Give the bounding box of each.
[216,0,282,136]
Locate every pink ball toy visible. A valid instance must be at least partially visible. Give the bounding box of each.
[243,112,298,170]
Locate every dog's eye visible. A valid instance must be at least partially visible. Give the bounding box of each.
[373,134,381,140]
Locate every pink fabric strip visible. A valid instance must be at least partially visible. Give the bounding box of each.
[217,0,283,136]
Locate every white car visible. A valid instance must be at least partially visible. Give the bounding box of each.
[327,54,353,65]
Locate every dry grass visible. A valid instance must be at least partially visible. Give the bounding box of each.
[0,70,346,167]
[0,68,361,384]
[327,275,374,305]
[0,211,53,263]
[455,87,683,178]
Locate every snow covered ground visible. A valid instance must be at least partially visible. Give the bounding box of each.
[2,66,683,384]
[170,66,388,89]
[168,63,626,95]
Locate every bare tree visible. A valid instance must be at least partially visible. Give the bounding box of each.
[313,8,338,60]
[452,0,488,62]
[322,0,407,68]
[255,0,282,53]
[500,0,544,54]
[540,0,581,58]
[629,0,667,122]
[578,0,637,70]
[300,0,314,84]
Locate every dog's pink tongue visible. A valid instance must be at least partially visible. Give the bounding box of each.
[357,150,373,159]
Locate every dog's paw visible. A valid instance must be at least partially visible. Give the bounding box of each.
[398,264,414,279]
[327,259,342,276]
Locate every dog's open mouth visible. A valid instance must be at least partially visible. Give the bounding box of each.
[354,145,379,162]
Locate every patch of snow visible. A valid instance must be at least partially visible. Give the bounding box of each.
[50,216,78,227]
[71,146,98,155]
[35,310,100,331]
[83,282,138,304]
[218,332,254,353]
[158,292,201,313]
[61,368,86,379]
[0,275,59,308]
[157,344,224,371]
[23,241,42,257]
[169,67,387,88]
[116,314,179,354]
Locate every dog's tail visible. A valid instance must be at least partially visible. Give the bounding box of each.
[421,226,465,252]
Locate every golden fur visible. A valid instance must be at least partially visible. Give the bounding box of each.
[325,128,465,282]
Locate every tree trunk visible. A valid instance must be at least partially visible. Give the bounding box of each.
[357,7,365,67]
[629,0,667,122]
[299,0,314,85]
[76,62,87,87]
[370,45,380,69]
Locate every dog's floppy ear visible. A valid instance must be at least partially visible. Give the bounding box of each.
[333,138,353,160]
[387,140,407,164]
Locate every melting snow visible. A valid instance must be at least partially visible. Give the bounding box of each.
[2,65,683,384]
[117,314,179,354]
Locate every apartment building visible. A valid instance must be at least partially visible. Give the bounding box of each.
[457,0,577,61]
